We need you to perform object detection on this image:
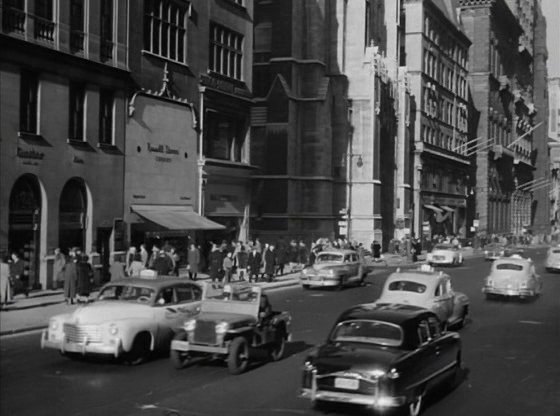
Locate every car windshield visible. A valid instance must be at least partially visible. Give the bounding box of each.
[433,244,454,250]
[388,280,427,293]
[97,284,156,303]
[316,253,344,263]
[204,283,258,303]
[331,320,402,347]
[495,263,524,271]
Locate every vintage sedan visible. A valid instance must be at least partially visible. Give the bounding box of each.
[483,255,542,300]
[41,278,202,364]
[300,303,462,416]
[484,242,506,261]
[545,245,560,272]
[170,282,291,374]
[299,249,368,290]
[426,244,463,266]
[375,265,469,329]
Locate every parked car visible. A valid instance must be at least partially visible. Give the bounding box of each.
[483,255,542,300]
[426,244,463,266]
[376,265,469,329]
[545,245,560,272]
[300,303,462,416]
[41,278,202,364]
[170,282,291,374]
[299,249,369,290]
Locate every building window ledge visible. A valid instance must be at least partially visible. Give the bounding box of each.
[18,131,43,141]
[141,50,190,70]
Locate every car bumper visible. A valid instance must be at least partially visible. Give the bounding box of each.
[482,287,535,297]
[300,388,405,408]
[428,258,454,265]
[170,339,228,355]
[546,264,560,270]
[41,330,122,357]
[300,277,340,287]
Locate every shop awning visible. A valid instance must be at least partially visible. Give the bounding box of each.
[131,205,225,230]
[440,205,456,212]
[424,204,444,213]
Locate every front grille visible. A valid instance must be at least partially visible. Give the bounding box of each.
[317,375,377,395]
[194,321,217,345]
[63,324,102,344]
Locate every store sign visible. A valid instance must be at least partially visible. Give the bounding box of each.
[200,74,252,98]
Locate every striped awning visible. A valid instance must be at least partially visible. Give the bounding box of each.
[424,204,444,213]
[131,205,225,230]
[440,205,456,212]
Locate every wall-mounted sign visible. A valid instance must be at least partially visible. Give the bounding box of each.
[147,143,179,155]
[17,147,44,160]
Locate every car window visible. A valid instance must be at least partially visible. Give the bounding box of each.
[496,263,523,271]
[156,287,175,305]
[176,285,195,302]
[427,317,441,339]
[351,254,358,262]
[417,320,431,344]
[330,319,403,347]
[552,249,560,254]
[317,254,343,263]
[98,285,155,302]
[192,285,202,300]
[389,280,427,293]
[435,281,447,297]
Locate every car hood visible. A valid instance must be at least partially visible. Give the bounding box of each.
[64,301,153,324]
[313,342,406,375]
[429,250,453,256]
[195,312,257,326]
[309,263,347,271]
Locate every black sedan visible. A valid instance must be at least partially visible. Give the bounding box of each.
[300,303,462,416]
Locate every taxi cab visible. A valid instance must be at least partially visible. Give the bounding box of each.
[483,255,542,300]
[545,245,560,272]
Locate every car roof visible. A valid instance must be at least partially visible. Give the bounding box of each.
[386,269,447,284]
[317,249,356,256]
[103,278,199,290]
[337,303,434,326]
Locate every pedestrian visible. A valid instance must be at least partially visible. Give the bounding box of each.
[125,246,137,276]
[298,240,309,268]
[148,245,160,269]
[76,254,93,303]
[222,252,234,285]
[152,250,173,276]
[128,253,145,277]
[264,244,276,283]
[235,245,249,281]
[208,244,223,284]
[109,253,126,281]
[53,248,66,290]
[63,250,78,304]
[0,253,12,307]
[139,244,149,267]
[371,240,381,260]
[169,247,180,276]
[248,246,262,283]
[187,243,200,280]
[275,243,287,276]
[9,251,28,297]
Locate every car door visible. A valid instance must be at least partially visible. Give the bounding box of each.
[349,253,360,282]
[432,278,453,323]
[426,316,455,386]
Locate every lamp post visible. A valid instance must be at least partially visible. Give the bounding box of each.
[342,152,363,240]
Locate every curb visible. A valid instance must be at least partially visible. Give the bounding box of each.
[0,325,46,337]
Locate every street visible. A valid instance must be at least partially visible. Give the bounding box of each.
[1,248,559,416]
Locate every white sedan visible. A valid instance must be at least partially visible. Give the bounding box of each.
[41,278,202,364]
[427,243,463,266]
[545,245,560,272]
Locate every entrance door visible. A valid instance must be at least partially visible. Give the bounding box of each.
[9,175,42,289]
[59,178,87,252]
[96,227,112,284]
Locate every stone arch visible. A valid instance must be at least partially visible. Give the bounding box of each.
[58,177,92,254]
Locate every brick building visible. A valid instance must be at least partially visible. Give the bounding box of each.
[0,0,129,289]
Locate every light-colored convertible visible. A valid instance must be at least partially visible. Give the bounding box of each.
[41,278,202,364]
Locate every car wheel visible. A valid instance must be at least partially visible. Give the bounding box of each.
[170,333,192,369]
[336,279,344,290]
[227,337,249,375]
[407,388,424,416]
[123,332,151,366]
[302,284,310,290]
[269,329,286,361]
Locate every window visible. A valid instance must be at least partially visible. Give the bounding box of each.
[69,83,85,140]
[100,0,113,61]
[417,320,431,344]
[204,110,245,162]
[209,23,243,80]
[20,71,38,134]
[144,0,188,63]
[70,0,85,53]
[34,0,55,41]
[99,89,114,145]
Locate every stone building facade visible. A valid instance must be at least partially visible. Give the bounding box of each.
[0,0,129,289]
[460,0,536,237]
[404,0,472,240]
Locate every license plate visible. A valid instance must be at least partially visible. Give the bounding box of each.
[334,377,359,390]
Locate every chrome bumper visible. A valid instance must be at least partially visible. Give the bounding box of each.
[41,330,121,357]
[482,287,534,297]
[300,278,339,287]
[171,339,228,355]
[300,388,405,408]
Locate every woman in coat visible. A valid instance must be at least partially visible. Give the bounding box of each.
[63,253,78,304]
[76,254,93,302]
[53,248,66,290]
[264,245,276,283]
[187,244,200,280]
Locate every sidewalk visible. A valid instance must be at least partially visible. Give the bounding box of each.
[0,249,486,337]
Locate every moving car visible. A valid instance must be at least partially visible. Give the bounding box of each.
[545,245,560,272]
[483,255,542,300]
[484,243,524,261]
[426,244,463,266]
[299,249,368,290]
[170,282,291,374]
[376,265,469,329]
[300,303,462,416]
[41,278,202,364]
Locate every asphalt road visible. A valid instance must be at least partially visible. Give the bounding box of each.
[1,248,559,416]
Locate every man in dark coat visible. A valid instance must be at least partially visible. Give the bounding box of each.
[208,244,223,283]
[76,254,93,302]
[248,247,262,283]
[264,245,276,283]
[152,250,173,276]
[63,252,78,304]
[275,243,287,276]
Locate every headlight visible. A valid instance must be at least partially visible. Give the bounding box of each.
[484,250,488,255]
[303,360,316,371]
[486,279,493,286]
[367,369,386,379]
[215,322,229,334]
[499,251,504,256]
[387,368,400,379]
[109,324,119,335]
[50,321,59,331]
[326,269,336,276]
[184,319,197,331]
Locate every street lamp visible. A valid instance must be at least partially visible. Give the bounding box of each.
[341,152,363,239]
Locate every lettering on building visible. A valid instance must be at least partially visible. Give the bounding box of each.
[17,147,45,160]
